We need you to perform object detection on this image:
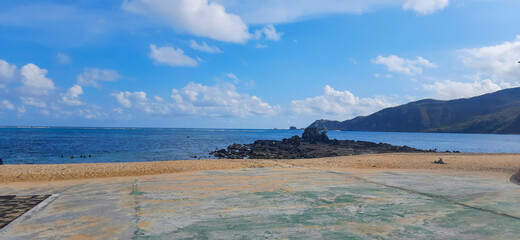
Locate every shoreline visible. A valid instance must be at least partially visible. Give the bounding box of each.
[1,153,519,183]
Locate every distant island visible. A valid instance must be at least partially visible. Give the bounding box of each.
[309,87,520,134]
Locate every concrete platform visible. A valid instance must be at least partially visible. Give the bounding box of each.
[1,167,519,239]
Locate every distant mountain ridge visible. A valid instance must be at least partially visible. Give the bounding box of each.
[309,87,520,134]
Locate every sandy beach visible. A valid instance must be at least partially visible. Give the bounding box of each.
[1,153,519,183]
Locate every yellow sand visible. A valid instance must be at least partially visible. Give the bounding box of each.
[0,153,519,183]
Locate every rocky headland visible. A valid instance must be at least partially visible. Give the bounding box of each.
[210,128,448,159]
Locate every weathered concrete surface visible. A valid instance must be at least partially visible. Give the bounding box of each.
[1,167,519,239]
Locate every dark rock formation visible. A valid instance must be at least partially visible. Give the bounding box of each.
[289,126,297,130]
[433,158,445,164]
[301,127,329,144]
[211,128,437,159]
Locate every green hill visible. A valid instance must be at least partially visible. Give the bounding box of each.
[309,87,520,134]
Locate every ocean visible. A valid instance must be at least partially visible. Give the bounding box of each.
[1,127,520,164]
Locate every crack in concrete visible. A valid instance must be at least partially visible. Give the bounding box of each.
[131,179,146,240]
[325,170,520,221]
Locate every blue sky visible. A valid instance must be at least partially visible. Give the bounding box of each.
[1,0,520,128]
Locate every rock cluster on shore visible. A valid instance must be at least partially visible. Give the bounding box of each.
[211,128,440,159]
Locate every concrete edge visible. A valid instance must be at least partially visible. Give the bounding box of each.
[0,194,60,234]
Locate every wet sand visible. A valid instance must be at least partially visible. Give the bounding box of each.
[0,153,519,183]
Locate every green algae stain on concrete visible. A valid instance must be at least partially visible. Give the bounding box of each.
[3,167,520,239]
[130,168,520,239]
[130,180,145,196]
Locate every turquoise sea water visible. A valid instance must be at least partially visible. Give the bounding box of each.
[1,127,520,164]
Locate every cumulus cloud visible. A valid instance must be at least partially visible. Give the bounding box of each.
[0,100,15,110]
[62,84,84,106]
[423,79,503,100]
[56,53,71,64]
[372,55,437,76]
[403,0,449,15]
[253,24,283,41]
[112,82,278,117]
[190,40,222,53]
[171,82,279,117]
[460,36,520,83]
[19,63,55,96]
[291,85,395,118]
[111,91,148,109]
[77,68,121,87]
[122,0,250,43]
[0,59,17,82]
[0,60,119,118]
[149,44,198,67]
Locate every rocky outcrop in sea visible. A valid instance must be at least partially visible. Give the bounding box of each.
[210,128,446,159]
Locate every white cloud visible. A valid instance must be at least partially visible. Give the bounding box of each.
[190,40,222,53]
[226,73,239,83]
[460,36,520,83]
[56,53,71,64]
[0,59,17,82]
[20,97,47,108]
[154,96,163,102]
[17,106,26,114]
[255,44,268,49]
[372,55,437,76]
[291,85,395,118]
[217,0,448,25]
[253,24,282,41]
[423,79,503,100]
[149,44,198,67]
[62,84,84,106]
[112,91,172,116]
[77,68,121,87]
[403,0,449,15]
[0,100,14,110]
[0,61,111,117]
[111,91,147,109]
[171,82,279,117]
[111,82,278,117]
[19,63,55,96]
[122,0,250,43]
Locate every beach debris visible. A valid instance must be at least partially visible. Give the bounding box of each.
[433,158,445,164]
